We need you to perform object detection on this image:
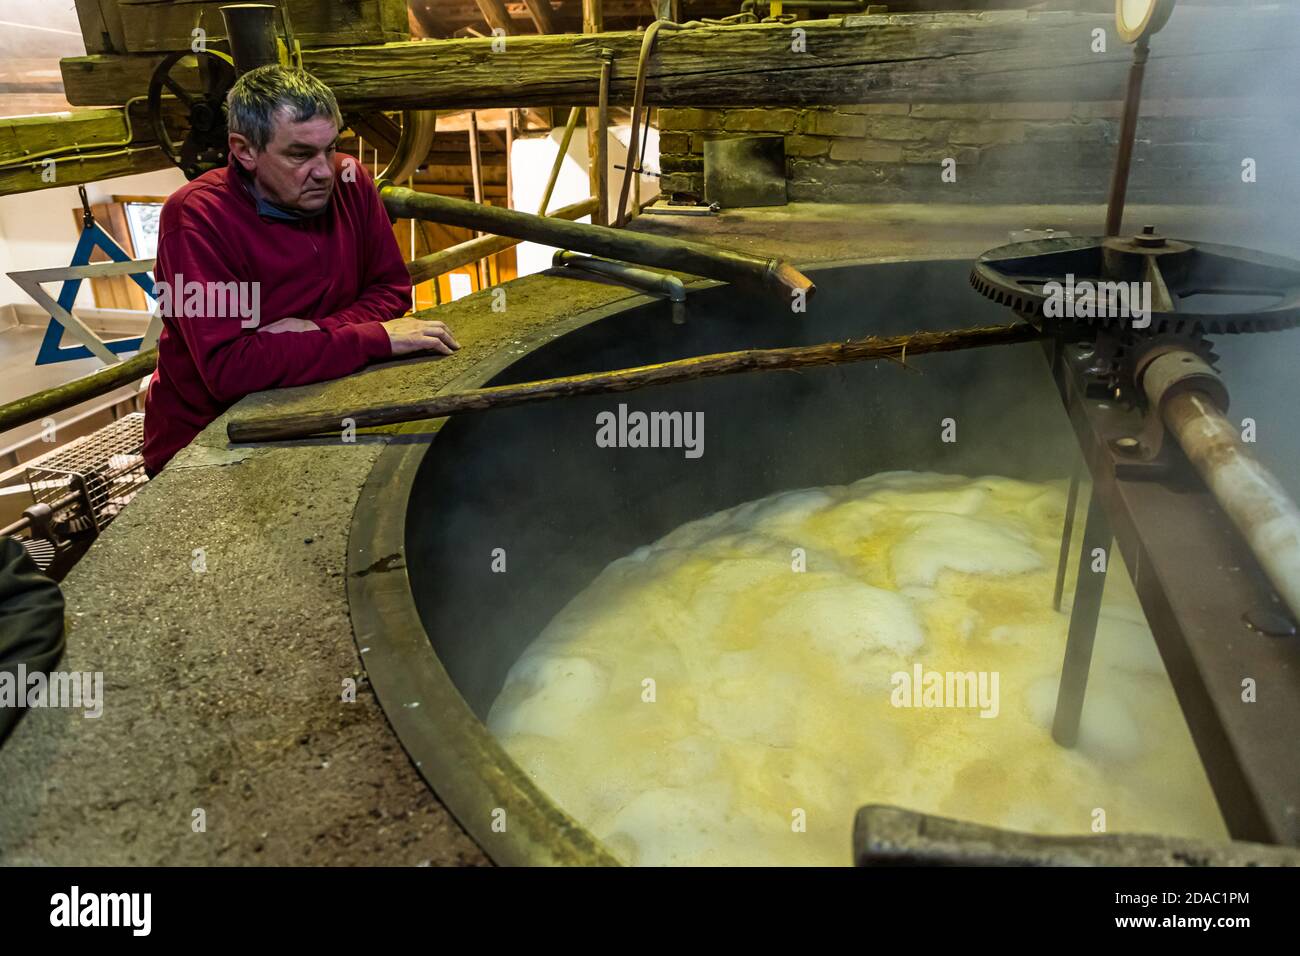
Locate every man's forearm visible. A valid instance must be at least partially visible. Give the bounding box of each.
[190,319,392,403]
[314,280,412,330]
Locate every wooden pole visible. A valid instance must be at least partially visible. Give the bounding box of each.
[538,106,581,215]
[407,197,599,285]
[596,49,612,227]
[380,183,815,300]
[505,109,515,212]
[227,323,1038,443]
[0,348,156,435]
[467,110,488,289]
[583,0,604,225]
[521,0,556,33]
[473,0,515,36]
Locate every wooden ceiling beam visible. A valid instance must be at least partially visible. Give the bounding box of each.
[59,9,1300,111]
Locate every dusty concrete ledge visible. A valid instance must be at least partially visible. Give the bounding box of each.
[0,203,1260,866]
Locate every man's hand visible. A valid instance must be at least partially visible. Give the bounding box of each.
[382,317,461,356]
[257,317,320,334]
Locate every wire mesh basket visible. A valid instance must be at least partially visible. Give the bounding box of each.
[25,412,148,539]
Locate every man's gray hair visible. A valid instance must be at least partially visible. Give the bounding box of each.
[226,65,344,150]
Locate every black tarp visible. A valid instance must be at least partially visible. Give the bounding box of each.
[0,536,66,743]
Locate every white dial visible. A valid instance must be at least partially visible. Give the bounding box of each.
[1116,0,1175,43]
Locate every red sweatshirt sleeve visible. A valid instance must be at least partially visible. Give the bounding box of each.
[163,224,393,405]
[315,167,412,331]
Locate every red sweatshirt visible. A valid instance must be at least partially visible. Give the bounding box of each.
[141,153,408,473]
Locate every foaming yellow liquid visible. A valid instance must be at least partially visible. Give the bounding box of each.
[487,471,1228,865]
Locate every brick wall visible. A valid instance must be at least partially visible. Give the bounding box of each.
[657,99,1296,206]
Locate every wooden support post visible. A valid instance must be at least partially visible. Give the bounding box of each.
[538,106,580,216]
[506,110,515,212]
[473,0,515,36]
[467,110,488,289]
[596,50,612,228]
[583,0,604,225]
[521,0,556,34]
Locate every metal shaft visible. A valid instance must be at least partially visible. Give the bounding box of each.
[378,183,815,302]
[1051,484,1111,748]
[1163,389,1300,623]
[220,3,281,75]
[553,250,687,323]
[1104,38,1150,237]
[1052,462,1082,612]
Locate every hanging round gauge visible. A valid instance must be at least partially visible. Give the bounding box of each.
[1116,0,1177,44]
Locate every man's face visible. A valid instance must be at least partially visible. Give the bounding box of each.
[232,109,339,212]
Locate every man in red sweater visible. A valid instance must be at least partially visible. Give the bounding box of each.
[142,66,458,474]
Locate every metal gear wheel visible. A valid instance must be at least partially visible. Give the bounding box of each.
[970,230,1300,337]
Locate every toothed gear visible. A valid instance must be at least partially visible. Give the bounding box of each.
[970,235,1300,337]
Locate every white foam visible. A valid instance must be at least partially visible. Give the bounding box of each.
[891,512,1043,587]
[489,471,1225,865]
[487,653,609,739]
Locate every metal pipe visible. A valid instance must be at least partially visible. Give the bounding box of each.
[616,19,682,228]
[1051,484,1111,748]
[1052,462,1082,612]
[219,3,281,75]
[378,111,436,186]
[379,183,815,302]
[1104,37,1150,237]
[1162,389,1300,623]
[552,250,687,324]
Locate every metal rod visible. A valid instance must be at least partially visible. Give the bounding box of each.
[379,184,815,301]
[538,107,581,215]
[1053,462,1082,611]
[616,19,681,228]
[227,323,1037,443]
[552,249,687,323]
[378,111,436,186]
[1051,484,1112,748]
[1104,37,1150,237]
[1163,389,1300,623]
